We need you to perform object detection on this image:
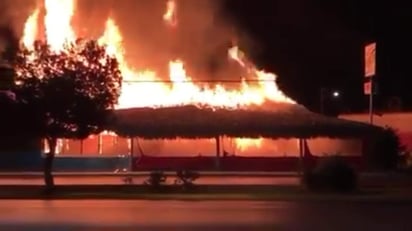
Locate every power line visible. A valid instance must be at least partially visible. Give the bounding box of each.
[122,79,275,83]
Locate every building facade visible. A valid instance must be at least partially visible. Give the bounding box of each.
[340,113,412,152]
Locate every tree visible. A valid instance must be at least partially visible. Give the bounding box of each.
[14,39,122,191]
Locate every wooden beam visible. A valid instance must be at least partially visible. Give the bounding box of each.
[129,137,134,171]
[215,136,221,170]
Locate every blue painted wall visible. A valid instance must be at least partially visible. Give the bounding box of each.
[0,151,130,172]
[0,151,43,171]
[53,156,130,172]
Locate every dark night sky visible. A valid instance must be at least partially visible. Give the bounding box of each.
[223,0,412,113]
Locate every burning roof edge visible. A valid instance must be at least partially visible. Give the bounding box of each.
[108,104,383,139]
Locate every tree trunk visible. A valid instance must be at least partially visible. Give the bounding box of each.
[44,137,56,192]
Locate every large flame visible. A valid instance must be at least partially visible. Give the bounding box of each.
[163,0,178,27]
[22,9,39,50]
[21,0,296,151]
[44,0,76,51]
[235,138,264,152]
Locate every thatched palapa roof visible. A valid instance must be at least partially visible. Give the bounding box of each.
[109,103,382,139]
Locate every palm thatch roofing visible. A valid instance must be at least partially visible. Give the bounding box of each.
[108,103,383,139]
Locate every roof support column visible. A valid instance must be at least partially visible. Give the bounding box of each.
[98,134,103,155]
[215,136,221,170]
[80,139,84,155]
[298,138,304,176]
[129,137,134,172]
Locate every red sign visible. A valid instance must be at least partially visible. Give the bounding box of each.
[364,81,371,95]
[365,43,376,77]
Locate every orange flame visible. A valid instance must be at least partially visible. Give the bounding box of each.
[163,0,177,27]
[235,138,263,152]
[44,0,76,51]
[22,0,295,151]
[22,9,39,49]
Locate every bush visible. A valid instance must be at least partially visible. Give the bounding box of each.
[368,127,406,170]
[303,156,358,193]
[174,170,199,190]
[143,171,167,188]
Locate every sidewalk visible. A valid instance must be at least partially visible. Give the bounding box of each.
[0,173,301,186]
[0,184,411,202]
[0,171,400,177]
[0,171,301,177]
[0,172,409,188]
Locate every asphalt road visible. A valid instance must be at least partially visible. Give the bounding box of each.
[0,200,411,231]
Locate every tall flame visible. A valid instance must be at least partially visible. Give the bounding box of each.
[21,0,294,109]
[22,9,39,50]
[44,0,76,51]
[22,0,296,151]
[163,0,177,27]
[98,18,126,64]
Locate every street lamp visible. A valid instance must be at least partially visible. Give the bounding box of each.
[320,88,340,114]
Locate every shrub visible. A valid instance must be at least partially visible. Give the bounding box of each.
[368,127,406,170]
[174,170,199,190]
[303,156,358,193]
[144,171,167,188]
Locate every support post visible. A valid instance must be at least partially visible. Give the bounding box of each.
[215,136,221,170]
[298,138,304,176]
[80,139,84,155]
[98,134,103,155]
[129,137,134,172]
[369,79,374,124]
[320,88,325,114]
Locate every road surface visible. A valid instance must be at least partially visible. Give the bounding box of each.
[0,200,410,230]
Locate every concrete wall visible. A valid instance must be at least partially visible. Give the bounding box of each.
[340,112,412,152]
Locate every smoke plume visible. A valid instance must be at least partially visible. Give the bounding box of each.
[75,0,242,82]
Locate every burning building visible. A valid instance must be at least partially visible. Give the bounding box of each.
[3,0,381,171]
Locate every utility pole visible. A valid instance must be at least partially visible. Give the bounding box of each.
[369,79,374,124]
[320,88,325,114]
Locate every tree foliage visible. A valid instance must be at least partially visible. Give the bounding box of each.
[14,39,122,139]
[13,39,122,190]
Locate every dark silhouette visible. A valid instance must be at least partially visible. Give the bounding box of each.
[0,24,19,64]
[367,127,405,170]
[174,170,199,190]
[14,39,122,191]
[144,171,167,189]
[303,155,358,193]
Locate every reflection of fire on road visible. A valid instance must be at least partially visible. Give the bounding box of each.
[21,0,297,154]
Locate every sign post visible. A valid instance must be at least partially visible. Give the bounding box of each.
[364,42,376,124]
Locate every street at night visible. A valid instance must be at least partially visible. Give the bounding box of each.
[1,0,412,230]
[0,200,411,231]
